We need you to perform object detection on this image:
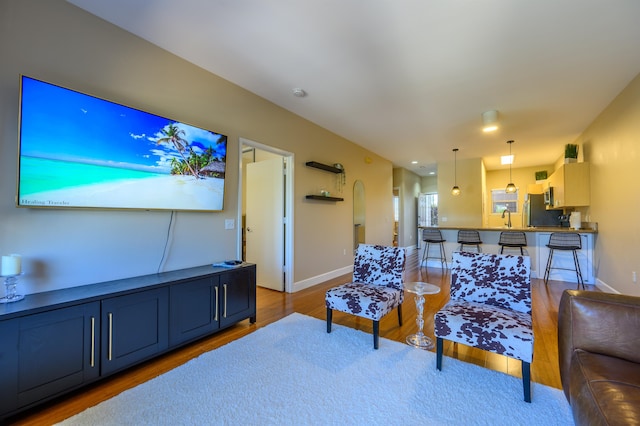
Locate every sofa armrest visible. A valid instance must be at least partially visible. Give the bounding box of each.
[558,289,640,400]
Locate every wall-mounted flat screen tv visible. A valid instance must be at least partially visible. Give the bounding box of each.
[17,75,228,212]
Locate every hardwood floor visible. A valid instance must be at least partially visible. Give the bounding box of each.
[7,251,583,425]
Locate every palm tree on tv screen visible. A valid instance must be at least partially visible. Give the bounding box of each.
[156,123,199,178]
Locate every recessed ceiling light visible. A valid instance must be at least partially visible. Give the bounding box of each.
[501,155,514,165]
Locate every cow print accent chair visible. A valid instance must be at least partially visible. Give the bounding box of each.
[434,251,534,402]
[325,244,406,349]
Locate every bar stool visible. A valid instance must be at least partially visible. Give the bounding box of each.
[498,231,528,255]
[543,232,585,289]
[457,230,482,252]
[421,229,447,269]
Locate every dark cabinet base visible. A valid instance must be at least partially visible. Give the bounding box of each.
[0,263,256,419]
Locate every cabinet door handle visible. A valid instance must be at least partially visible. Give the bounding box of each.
[223,284,228,318]
[90,316,96,368]
[108,312,113,361]
[214,286,219,321]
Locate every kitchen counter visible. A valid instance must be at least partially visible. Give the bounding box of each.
[420,225,597,234]
[417,226,597,284]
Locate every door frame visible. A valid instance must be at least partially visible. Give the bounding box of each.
[237,137,294,293]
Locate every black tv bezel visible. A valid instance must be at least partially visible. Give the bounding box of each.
[16,75,229,213]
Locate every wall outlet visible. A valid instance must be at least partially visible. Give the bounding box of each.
[441,217,448,222]
[343,249,346,255]
[633,271,637,283]
[224,219,235,230]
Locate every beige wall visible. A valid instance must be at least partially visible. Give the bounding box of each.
[0,0,393,294]
[575,72,640,295]
[420,176,437,193]
[392,168,421,248]
[438,157,484,227]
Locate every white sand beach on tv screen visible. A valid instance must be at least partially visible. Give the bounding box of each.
[19,175,224,211]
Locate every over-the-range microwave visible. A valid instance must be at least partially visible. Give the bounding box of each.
[544,187,554,206]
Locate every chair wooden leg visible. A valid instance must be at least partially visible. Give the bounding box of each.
[397,304,403,326]
[326,308,332,333]
[373,320,379,349]
[436,338,443,370]
[522,361,531,403]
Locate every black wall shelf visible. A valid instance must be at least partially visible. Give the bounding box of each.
[305,161,343,174]
[305,161,344,201]
[305,195,344,202]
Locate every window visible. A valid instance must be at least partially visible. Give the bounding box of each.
[418,193,438,226]
[393,195,399,222]
[491,189,519,214]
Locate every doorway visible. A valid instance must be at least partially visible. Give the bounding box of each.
[238,138,294,292]
[353,180,365,253]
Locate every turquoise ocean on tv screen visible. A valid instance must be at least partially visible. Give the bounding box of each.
[19,156,163,195]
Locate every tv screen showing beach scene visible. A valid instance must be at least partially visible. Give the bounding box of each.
[17,76,227,212]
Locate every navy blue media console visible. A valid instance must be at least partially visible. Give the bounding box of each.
[0,263,256,419]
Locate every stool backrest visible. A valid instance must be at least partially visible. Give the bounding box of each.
[548,232,581,249]
[422,229,444,242]
[499,231,527,246]
[458,230,481,243]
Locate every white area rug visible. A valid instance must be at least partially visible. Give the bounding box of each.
[59,313,573,425]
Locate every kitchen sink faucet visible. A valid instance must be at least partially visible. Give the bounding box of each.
[502,208,512,228]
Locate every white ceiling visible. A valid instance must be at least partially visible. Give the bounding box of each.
[68,0,640,176]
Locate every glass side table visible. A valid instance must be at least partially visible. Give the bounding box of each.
[404,281,440,350]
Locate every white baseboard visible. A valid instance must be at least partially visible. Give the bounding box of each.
[292,265,353,293]
[291,245,417,293]
[401,245,418,254]
[594,278,618,294]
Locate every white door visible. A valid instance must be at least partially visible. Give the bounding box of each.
[246,157,284,291]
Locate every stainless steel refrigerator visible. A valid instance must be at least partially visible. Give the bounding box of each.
[523,194,561,227]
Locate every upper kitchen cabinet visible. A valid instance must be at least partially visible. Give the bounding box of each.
[546,162,590,208]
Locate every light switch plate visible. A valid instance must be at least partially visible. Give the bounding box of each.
[224,219,235,230]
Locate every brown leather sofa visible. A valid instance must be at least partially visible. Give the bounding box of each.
[558,290,640,426]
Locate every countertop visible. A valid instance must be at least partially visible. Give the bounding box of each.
[419,225,597,234]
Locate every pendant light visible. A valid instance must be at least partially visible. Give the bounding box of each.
[451,148,461,196]
[505,140,517,193]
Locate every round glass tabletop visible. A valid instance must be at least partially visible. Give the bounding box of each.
[404,281,440,295]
